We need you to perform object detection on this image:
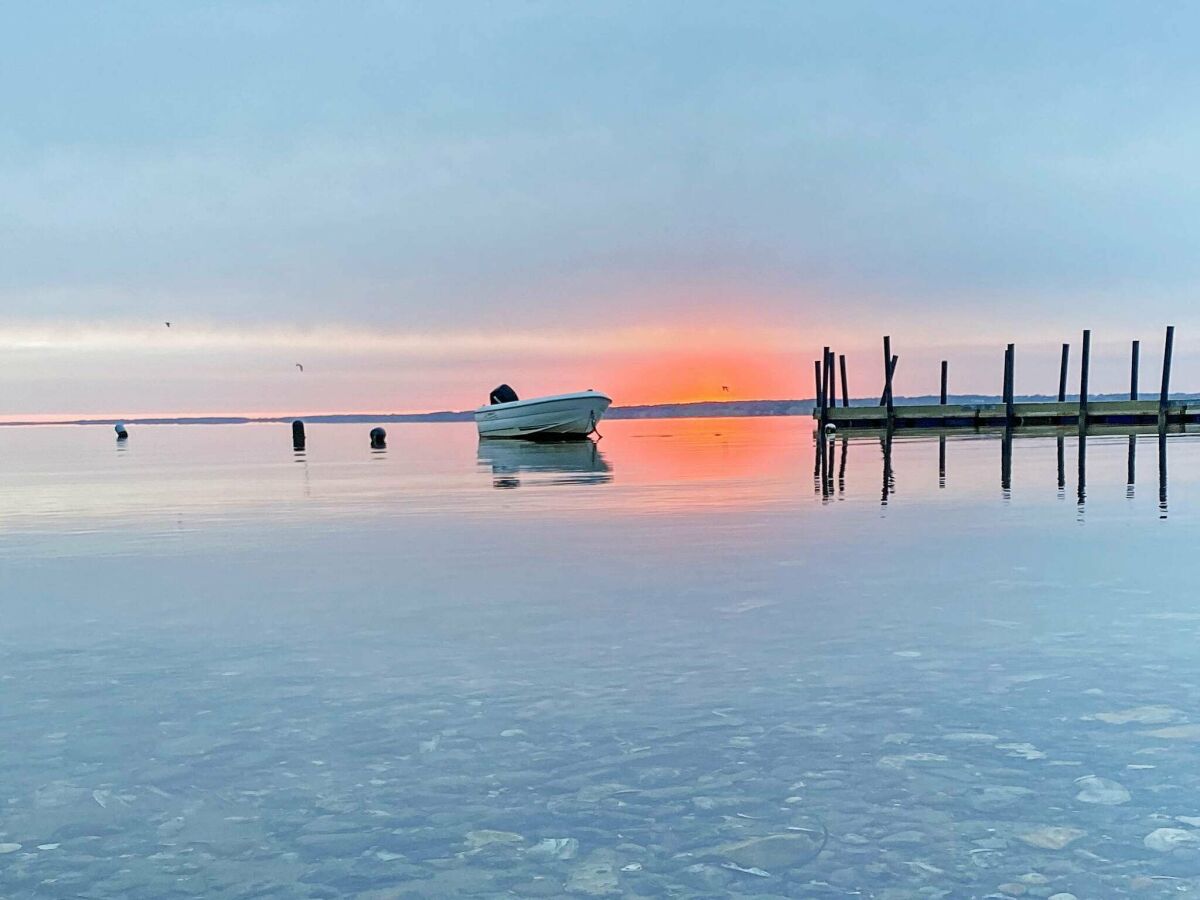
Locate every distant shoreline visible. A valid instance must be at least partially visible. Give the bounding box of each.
[5,392,1200,427]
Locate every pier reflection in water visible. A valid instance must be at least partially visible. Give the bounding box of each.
[815,427,1182,517]
[477,438,611,489]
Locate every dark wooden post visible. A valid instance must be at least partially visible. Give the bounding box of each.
[1159,325,1175,427]
[1078,330,1091,430]
[839,354,849,408]
[814,359,825,419]
[1130,340,1140,401]
[822,346,831,415]
[882,336,894,422]
[878,355,898,406]
[1058,343,1070,402]
[1003,344,1015,424]
[824,347,835,420]
[939,360,948,405]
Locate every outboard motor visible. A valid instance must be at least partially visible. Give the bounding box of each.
[489,384,519,405]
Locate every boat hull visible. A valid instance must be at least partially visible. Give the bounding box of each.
[474,391,612,439]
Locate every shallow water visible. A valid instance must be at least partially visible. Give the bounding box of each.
[3,419,1200,898]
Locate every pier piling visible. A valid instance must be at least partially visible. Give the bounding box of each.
[839,354,849,408]
[1058,343,1070,402]
[1078,330,1091,430]
[1160,325,1175,428]
[877,356,898,407]
[820,348,829,417]
[940,360,948,405]
[1130,340,1140,401]
[1003,344,1015,424]
[882,336,895,423]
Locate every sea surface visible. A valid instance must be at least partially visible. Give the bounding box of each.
[3,418,1200,899]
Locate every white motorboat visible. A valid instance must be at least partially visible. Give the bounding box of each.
[475,385,612,439]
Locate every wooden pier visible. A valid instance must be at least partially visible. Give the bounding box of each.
[812,327,1197,431]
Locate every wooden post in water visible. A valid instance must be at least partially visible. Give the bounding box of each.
[824,347,835,420]
[813,359,824,416]
[839,354,849,408]
[940,360,948,405]
[1159,325,1175,428]
[1130,340,1140,401]
[822,346,831,416]
[1003,344,1015,424]
[1078,330,1091,430]
[882,336,895,423]
[878,355,897,408]
[1058,343,1070,402]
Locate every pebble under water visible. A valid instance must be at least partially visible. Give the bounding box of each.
[3,419,1200,898]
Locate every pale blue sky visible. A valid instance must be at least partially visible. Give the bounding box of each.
[3,2,1199,413]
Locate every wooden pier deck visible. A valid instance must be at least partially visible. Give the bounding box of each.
[815,398,1200,431]
[812,327,1190,432]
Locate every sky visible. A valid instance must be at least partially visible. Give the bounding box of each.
[3,1,1200,416]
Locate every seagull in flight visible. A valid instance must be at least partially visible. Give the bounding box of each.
[721,385,729,393]
[164,322,171,328]
[296,363,304,372]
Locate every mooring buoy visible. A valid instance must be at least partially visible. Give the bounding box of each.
[115,422,128,440]
[292,420,306,450]
[370,427,387,448]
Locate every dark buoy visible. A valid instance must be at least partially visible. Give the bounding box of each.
[115,422,128,441]
[292,419,306,450]
[370,427,387,449]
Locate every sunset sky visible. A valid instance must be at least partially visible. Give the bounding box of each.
[4,2,1200,416]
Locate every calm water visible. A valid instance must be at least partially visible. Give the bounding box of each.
[3,419,1200,898]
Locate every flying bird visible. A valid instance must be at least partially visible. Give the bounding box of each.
[296,363,304,372]
[164,322,171,328]
[721,385,729,393]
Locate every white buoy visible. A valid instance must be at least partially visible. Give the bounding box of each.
[114,422,128,439]
[824,422,837,435]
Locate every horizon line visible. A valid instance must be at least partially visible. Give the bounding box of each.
[6,390,1199,427]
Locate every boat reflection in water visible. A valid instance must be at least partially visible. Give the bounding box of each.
[477,439,612,489]
[814,426,1183,518]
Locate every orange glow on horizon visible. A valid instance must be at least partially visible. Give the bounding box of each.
[605,348,802,406]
